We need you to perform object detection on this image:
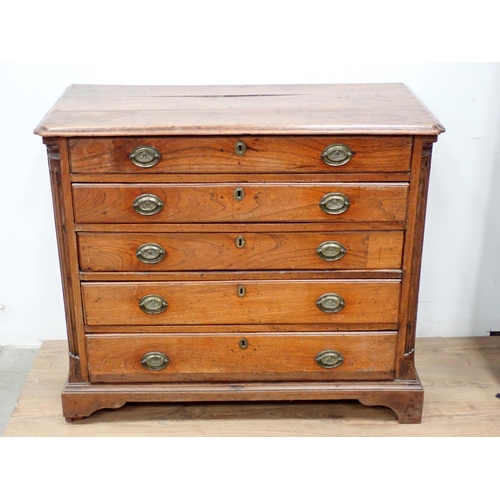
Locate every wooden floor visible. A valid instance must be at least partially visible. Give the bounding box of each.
[4,337,500,436]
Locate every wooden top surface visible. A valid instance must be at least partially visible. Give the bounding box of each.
[34,83,444,137]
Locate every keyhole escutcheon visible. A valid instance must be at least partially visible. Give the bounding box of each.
[237,285,247,297]
[234,187,245,201]
[234,140,247,156]
[238,338,249,349]
[235,235,246,248]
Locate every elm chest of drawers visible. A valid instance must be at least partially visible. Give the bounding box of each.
[35,83,444,423]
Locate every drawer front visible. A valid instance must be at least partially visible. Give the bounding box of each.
[69,136,413,174]
[81,280,400,326]
[86,332,398,382]
[78,231,404,271]
[73,183,408,224]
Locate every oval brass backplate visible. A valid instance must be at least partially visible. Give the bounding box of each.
[129,146,161,168]
[316,241,347,262]
[139,294,168,314]
[132,194,165,216]
[316,350,344,369]
[141,352,170,370]
[316,293,345,313]
[136,243,166,264]
[238,338,249,349]
[319,193,350,215]
[321,144,354,167]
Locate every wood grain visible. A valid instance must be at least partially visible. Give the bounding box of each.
[33,83,445,136]
[77,231,404,272]
[44,138,88,382]
[80,270,402,282]
[74,221,408,233]
[81,280,401,326]
[72,183,408,224]
[69,136,412,174]
[70,172,412,183]
[396,137,435,379]
[83,323,400,334]
[4,337,498,436]
[85,332,398,383]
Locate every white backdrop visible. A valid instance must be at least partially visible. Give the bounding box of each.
[1,62,499,345]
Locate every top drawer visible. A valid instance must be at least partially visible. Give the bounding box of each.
[68,136,413,174]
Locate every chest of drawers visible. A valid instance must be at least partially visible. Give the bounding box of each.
[35,83,444,423]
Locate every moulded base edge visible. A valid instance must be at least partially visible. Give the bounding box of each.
[61,376,424,424]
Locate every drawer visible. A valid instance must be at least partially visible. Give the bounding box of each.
[72,183,408,224]
[86,332,398,383]
[78,231,404,271]
[69,136,413,174]
[81,280,400,326]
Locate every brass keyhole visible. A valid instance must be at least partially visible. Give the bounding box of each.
[238,338,249,349]
[234,187,245,201]
[235,141,247,156]
[237,285,247,297]
[235,235,246,248]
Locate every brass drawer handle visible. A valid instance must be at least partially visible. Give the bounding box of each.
[319,193,350,215]
[132,194,164,216]
[139,294,168,314]
[129,146,161,168]
[316,293,345,313]
[234,140,247,156]
[321,144,354,166]
[316,241,347,262]
[316,350,344,369]
[141,352,170,370]
[136,243,166,264]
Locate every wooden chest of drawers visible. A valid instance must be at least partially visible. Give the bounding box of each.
[35,83,444,423]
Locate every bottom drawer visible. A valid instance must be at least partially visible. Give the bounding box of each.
[86,332,398,383]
